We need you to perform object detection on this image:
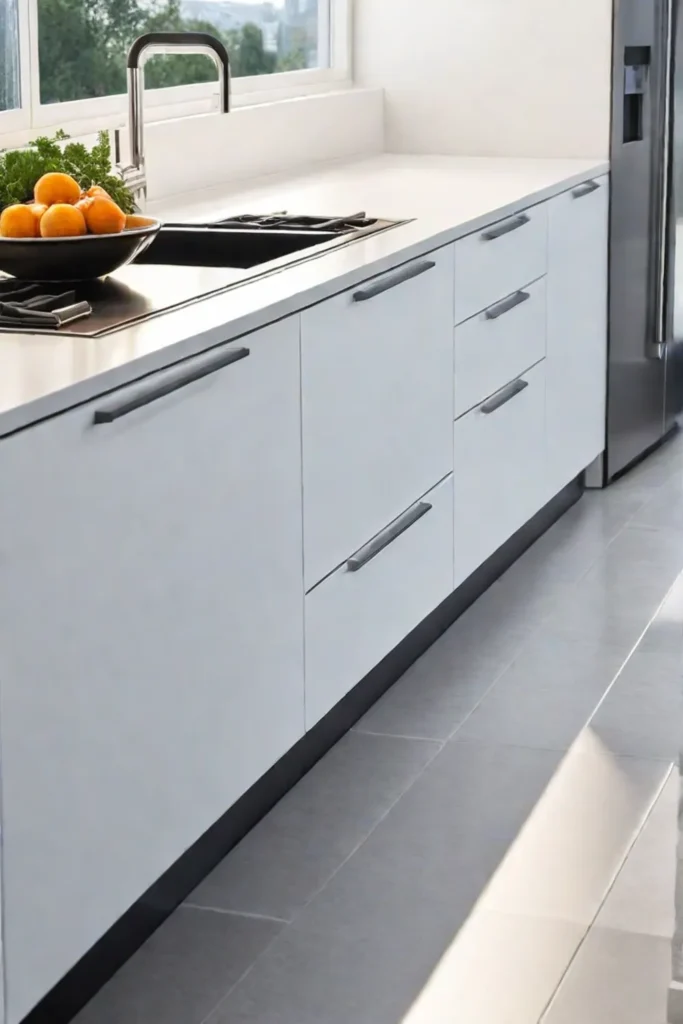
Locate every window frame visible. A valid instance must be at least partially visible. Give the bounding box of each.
[0,0,351,149]
[0,0,32,135]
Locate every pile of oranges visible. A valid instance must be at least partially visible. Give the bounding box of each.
[0,172,127,239]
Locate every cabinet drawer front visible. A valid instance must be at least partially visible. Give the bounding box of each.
[302,247,454,590]
[454,278,546,418]
[305,476,454,729]
[454,204,548,324]
[454,362,546,587]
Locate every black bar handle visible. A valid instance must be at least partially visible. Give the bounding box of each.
[347,501,432,572]
[571,180,600,199]
[481,214,530,241]
[484,290,530,321]
[352,261,436,302]
[93,346,250,424]
[480,378,529,415]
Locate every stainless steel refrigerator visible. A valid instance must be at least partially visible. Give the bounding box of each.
[607,0,683,480]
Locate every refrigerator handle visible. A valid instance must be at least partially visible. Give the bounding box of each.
[651,0,675,360]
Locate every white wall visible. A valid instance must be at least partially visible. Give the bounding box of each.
[354,0,613,159]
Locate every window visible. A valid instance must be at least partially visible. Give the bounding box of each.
[0,0,21,112]
[1,0,348,144]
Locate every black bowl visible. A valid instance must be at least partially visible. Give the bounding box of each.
[0,220,161,281]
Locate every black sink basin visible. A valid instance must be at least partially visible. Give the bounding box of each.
[135,226,339,270]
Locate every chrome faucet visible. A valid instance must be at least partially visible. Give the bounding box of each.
[119,31,231,206]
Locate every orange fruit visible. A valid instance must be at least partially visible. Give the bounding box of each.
[125,214,157,230]
[0,204,38,238]
[82,185,111,201]
[81,195,125,235]
[75,197,93,217]
[27,202,48,233]
[34,172,81,207]
[40,204,87,238]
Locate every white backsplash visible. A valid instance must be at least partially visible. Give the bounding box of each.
[142,88,384,202]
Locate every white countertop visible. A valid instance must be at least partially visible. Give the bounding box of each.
[0,153,608,437]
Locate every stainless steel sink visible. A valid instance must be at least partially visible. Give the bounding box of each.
[134,214,404,271]
[135,225,342,270]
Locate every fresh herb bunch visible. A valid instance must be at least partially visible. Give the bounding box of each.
[0,131,135,213]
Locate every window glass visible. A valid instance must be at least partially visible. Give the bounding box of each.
[37,0,327,106]
[0,0,21,112]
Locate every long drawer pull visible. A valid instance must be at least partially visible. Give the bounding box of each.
[93,346,250,424]
[480,378,529,414]
[346,501,433,572]
[484,290,530,320]
[352,261,436,302]
[481,214,530,241]
[571,180,600,199]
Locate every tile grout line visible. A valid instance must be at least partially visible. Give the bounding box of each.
[196,735,448,1024]
[537,761,676,1023]
[181,903,291,925]
[352,726,451,743]
[579,573,683,728]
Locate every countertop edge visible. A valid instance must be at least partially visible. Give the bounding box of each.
[0,160,609,439]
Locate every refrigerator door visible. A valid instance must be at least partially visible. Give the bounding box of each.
[608,0,669,479]
[664,0,683,421]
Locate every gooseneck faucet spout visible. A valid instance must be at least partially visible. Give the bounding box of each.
[121,31,231,206]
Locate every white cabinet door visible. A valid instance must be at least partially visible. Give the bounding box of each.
[305,475,454,729]
[0,321,305,1024]
[301,248,455,589]
[454,362,546,587]
[546,177,609,496]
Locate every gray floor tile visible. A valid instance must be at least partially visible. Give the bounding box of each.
[207,741,564,1024]
[542,928,671,1024]
[356,566,549,740]
[397,910,586,1024]
[356,627,517,741]
[527,487,647,565]
[631,480,683,533]
[617,432,683,494]
[186,731,439,921]
[480,733,670,927]
[73,905,281,1024]
[638,573,683,655]
[588,651,682,761]
[455,636,627,751]
[541,527,683,648]
[597,771,677,939]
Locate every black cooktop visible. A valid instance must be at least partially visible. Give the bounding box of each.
[0,264,235,337]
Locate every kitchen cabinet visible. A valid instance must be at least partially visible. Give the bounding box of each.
[0,167,613,1024]
[545,177,609,495]
[0,320,305,1024]
[301,248,454,590]
[454,361,546,587]
[305,475,454,728]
